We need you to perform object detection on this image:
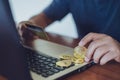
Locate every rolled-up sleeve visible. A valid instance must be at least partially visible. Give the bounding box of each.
[43,0,70,21]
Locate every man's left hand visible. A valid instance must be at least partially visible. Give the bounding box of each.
[79,32,120,65]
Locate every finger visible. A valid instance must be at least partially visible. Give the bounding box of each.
[115,56,120,62]
[79,32,106,46]
[18,21,33,31]
[18,22,27,29]
[18,23,27,37]
[85,39,107,62]
[93,45,110,63]
[100,51,116,65]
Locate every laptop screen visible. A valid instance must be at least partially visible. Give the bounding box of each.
[0,0,32,80]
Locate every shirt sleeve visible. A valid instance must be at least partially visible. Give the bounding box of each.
[43,0,70,21]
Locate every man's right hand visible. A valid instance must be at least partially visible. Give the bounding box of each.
[17,21,39,47]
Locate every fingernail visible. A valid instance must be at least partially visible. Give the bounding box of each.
[79,41,84,46]
[94,60,98,63]
[85,57,90,62]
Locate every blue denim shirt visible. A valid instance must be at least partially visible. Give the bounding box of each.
[44,0,120,41]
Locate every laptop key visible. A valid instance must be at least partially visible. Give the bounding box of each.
[41,57,47,60]
[41,73,48,77]
[38,59,44,63]
[41,69,48,73]
[43,61,49,65]
[51,68,60,73]
[52,60,57,64]
[31,68,37,72]
[39,64,45,68]
[45,65,51,69]
[48,63,55,67]
[46,58,52,62]
[46,71,54,75]
[36,70,42,74]
[54,66,66,71]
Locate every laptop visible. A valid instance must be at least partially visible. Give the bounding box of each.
[0,0,32,80]
[0,0,95,80]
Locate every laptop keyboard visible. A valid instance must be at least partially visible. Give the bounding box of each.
[26,52,74,77]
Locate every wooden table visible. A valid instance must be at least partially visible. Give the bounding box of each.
[46,32,120,80]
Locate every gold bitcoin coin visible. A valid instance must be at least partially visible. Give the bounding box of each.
[59,54,73,60]
[74,46,87,59]
[74,58,84,64]
[56,60,72,67]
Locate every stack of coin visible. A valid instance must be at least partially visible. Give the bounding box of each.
[56,46,87,67]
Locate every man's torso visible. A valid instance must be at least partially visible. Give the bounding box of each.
[44,0,120,41]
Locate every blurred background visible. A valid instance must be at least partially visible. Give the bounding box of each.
[9,0,78,38]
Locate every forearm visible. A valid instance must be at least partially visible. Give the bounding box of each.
[29,12,53,29]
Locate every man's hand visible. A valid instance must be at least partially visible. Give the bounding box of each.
[17,21,39,46]
[79,32,120,65]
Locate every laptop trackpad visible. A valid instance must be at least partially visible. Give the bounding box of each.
[33,39,74,58]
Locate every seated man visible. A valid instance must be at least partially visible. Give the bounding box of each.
[18,0,120,65]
